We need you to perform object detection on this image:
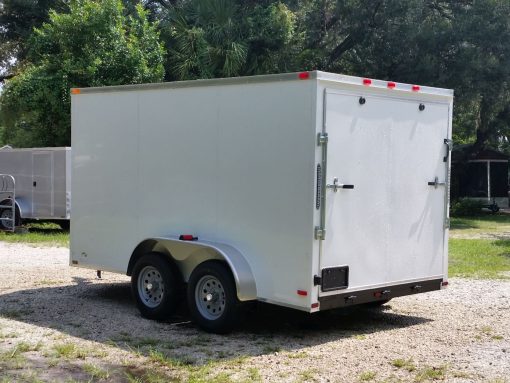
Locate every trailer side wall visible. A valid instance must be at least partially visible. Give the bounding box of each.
[71,80,317,309]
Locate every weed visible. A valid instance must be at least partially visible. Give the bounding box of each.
[391,358,416,372]
[298,369,318,382]
[287,351,308,359]
[359,371,376,381]
[53,342,87,359]
[0,332,18,339]
[0,347,27,369]
[492,334,504,340]
[354,334,367,340]
[83,363,110,380]
[247,367,261,382]
[415,365,447,382]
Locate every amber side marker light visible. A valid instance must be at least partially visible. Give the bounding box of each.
[71,88,81,95]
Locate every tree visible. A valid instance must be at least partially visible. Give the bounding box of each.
[159,0,298,80]
[0,0,68,77]
[0,0,165,147]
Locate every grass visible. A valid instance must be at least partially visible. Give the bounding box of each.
[414,365,447,382]
[0,222,68,247]
[449,214,510,279]
[359,371,376,381]
[391,358,416,372]
[449,238,510,279]
[450,214,510,233]
[82,363,110,380]
[52,343,87,359]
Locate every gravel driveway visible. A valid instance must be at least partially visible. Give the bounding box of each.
[0,242,509,382]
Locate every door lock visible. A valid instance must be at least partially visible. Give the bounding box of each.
[427,176,446,189]
[326,177,354,192]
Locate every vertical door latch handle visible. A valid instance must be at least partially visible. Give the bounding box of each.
[326,177,355,192]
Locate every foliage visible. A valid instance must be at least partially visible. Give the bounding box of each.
[2,0,510,151]
[160,0,297,80]
[450,198,484,217]
[0,0,165,147]
[0,0,67,75]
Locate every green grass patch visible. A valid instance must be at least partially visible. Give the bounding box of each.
[414,365,447,382]
[0,224,68,247]
[391,358,416,372]
[52,343,87,359]
[449,238,510,279]
[82,363,110,380]
[450,214,510,234]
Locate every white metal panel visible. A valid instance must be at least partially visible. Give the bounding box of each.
[320,90,449,295]
[71,80,317,310]
[71,92,139,271]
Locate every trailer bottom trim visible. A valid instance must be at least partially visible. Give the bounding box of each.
[318,278,443,310]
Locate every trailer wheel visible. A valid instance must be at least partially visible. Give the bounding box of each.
[131,253,180,320]
[187,261,240,333]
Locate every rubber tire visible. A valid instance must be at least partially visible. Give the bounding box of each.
[58,220,70,230]
[0,204,20,231]
[187,261,240,334]
[131,252,180,320]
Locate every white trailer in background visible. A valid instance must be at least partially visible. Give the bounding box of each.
[0,147,71,231]
[71,71,453,333]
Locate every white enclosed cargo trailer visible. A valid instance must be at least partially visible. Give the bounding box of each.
[71,71,453,333]
[0,147,71,231]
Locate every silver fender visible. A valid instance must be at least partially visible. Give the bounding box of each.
[131,237,257,301]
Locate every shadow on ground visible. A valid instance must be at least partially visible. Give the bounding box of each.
[0,277,432,381]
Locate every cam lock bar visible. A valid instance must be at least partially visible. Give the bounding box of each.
[326,177,354,192]
[428,177,446,189]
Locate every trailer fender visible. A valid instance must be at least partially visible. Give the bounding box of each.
[128,237,257,301]
[0,197,27,219]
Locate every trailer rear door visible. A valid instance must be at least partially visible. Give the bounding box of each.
[320,90,450,295]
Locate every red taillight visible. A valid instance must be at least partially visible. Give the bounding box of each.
[412,85,420,92]
[311,303,319,309]
[374,292,382,298]
[179,234,197,241]
[387,82,396,89]
[363,78,372,86]
[442,281,449,287]
[297,290,308,296]
[298,72,310,80]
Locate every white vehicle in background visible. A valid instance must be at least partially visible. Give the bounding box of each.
[0,146,71,231]
[70,71,453,333]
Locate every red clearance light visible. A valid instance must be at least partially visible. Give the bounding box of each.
[374,292,382,298]
[298,72,310,80]
[412,85,420,92]
[179,234,197,241]
[387,82,396,89]
[297,290,308,296]
[441,281,449,287]
[363,78,372,86]
[311,303,319,309]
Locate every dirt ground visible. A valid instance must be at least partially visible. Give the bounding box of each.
[0,243,509,383]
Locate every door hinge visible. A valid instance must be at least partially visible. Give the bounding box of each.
[443,138,453,162]
[313,275,321,286]
[314,226,325,240]
[317,132,328,146]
